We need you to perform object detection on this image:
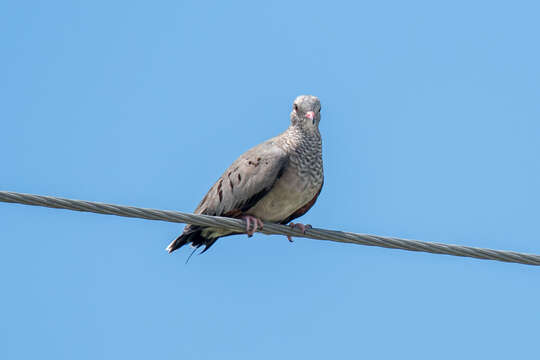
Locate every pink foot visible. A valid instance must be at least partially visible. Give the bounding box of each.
[287,222,312,242]
[241,215,264,237]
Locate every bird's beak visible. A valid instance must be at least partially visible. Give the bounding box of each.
[305,111,315,121]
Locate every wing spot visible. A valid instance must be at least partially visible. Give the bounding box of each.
[227,172,234,191]
[248,158,261,166]
[216,179,223,201]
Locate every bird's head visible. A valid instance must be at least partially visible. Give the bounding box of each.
[290,95,321,131]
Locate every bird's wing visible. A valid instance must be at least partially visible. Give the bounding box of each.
[194,139,289,218]
[168,139,288,254]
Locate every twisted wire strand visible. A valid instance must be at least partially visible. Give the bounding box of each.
[1,190,539,266]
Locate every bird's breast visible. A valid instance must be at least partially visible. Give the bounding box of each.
[246,165,321,222]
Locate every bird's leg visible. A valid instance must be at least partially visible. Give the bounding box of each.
[287,222,312,242]
[241,215,264,237]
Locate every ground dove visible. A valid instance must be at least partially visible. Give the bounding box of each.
[166,95,324,254]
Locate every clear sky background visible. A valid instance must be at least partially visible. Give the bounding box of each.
[1,1,539,359]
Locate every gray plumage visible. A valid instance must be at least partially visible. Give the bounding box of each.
[167,95,324,254]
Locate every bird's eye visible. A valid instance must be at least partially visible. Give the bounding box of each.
[318,107,322,113]
[293,104,299,111]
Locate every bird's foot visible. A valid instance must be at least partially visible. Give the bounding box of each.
[241,215,264,237]
[287,222,312,242]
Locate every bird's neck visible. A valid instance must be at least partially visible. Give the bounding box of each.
[286,124,320,141]
[282,125,322,153]
[282,125,324,184]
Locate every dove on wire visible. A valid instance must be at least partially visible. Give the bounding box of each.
[166,95,324,254]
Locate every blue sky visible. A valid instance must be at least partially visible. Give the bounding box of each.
[1,1,539,359]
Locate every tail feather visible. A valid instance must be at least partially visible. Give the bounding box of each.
[166,226,219,254]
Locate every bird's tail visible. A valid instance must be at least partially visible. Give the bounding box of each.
[166,226,219,254]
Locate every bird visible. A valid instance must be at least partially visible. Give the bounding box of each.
[166,95,324,255]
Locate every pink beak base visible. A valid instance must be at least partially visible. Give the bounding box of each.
[305,111,315,120]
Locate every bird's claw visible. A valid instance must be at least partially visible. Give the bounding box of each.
[241,215,264,237]
[287,222,312,242]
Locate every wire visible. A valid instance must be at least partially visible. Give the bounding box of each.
[1,190,539,266]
